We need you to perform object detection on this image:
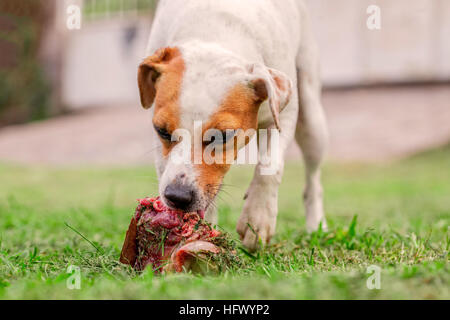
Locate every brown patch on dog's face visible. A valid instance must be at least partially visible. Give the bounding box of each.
[139,47,185,157]
[152,62,183,157]
[194,83,262,197]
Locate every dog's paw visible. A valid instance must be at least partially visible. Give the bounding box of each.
[236,192,277,252]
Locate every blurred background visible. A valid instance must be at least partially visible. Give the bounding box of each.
[0,0,449,165]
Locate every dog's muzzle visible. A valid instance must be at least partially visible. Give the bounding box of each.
[163,183,195,211]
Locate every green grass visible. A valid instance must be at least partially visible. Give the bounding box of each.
[0,146,449,299]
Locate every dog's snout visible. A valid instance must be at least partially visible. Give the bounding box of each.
[164,184,194,210]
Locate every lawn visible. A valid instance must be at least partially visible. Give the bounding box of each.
[0,146,448,299]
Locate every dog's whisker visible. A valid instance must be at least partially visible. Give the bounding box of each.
[221,183,241,189]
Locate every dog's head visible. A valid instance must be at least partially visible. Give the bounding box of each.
[138,44,292,214]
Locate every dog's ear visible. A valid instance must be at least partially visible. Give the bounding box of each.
[138,47,179,109]
[247,64,293,131]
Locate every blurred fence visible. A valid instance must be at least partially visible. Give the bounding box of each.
[82,0,156,21]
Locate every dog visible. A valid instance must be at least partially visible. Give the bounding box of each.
[138,0,328,251]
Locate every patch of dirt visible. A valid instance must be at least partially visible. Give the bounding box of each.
[322,84,450,162]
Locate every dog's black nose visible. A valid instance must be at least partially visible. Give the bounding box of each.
[164,184,194,210]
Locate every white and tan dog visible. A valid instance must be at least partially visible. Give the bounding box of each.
[138,0,328,250]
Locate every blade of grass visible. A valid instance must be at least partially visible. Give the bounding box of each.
[64,222,104,254]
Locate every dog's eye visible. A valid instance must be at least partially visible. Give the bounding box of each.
[154,126,172,141]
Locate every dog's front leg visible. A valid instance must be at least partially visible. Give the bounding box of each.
[236,164,283,251]
[236,128,289,251]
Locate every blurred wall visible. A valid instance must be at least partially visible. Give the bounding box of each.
[62,18,149,108]
[59,0,450,109]
[306,0,450,86]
